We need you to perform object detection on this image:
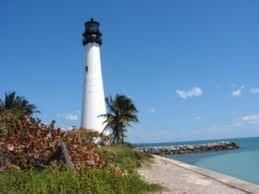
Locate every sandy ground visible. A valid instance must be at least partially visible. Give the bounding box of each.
[138,155,255,194]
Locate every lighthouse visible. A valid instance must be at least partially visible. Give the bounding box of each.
[81,18,106,132]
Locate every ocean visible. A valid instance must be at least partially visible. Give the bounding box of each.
[136,137,259,185]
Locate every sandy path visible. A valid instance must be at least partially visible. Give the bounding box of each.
[138,155,259,194]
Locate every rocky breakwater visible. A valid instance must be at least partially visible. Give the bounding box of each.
[136,141,239,155]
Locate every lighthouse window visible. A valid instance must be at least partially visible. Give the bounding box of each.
[85,66,88,72]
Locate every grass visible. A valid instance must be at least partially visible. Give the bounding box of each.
[97,143,153,173]
[0,144,162,194]
[0,168,160,194]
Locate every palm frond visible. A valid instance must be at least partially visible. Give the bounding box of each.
[101,94,138,144]
[0,91,38,116]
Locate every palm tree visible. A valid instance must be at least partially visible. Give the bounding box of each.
[0,91,38,116]
[102,95,138,144]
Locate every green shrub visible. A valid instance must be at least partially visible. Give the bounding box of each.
[98,144,153,173]
[0,168,161,194]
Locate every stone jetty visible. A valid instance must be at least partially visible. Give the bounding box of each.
[136,141,239,155]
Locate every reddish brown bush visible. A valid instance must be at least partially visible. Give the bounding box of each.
[0,114,108,171]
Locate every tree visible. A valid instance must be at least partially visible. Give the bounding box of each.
[102,95,138,144]
[0,91,38,116]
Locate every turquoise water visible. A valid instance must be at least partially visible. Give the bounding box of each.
[137,137,259,184]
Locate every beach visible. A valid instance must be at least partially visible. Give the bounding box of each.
[138,155,259,194]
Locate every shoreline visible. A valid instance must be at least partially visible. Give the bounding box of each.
[138,155,259,194]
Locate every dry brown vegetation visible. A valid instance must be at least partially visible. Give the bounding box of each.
[0,113,109,171]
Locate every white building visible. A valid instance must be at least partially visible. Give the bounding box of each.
[81,18,106,132]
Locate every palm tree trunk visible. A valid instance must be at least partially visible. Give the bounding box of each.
[121,131,124,144]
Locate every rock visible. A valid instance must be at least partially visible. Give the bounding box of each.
[7,164,21,171]
[113,166,122,176]
[135,141,239,156]
[86,160,95,166]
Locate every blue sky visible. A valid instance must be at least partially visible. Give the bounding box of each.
[0,0,259,143]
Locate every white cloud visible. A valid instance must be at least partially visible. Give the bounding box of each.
[241,114,259,122]
[176,87,203,99]
[67,126,76,130]
[150,107,156,113]
[232,85,245,96]
[64,113,79,121]
[58,112,79,121]
[250,88,259,95]
[228,114,259,127]
[193,116,201,120]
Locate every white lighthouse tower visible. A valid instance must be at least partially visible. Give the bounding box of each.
[81,18,106,132]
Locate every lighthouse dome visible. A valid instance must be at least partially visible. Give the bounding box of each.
[82,18,102,46]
